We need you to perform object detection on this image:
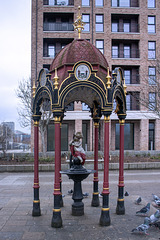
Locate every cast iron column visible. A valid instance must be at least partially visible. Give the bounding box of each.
[32,119,41,216]
[51,116,62,228]
[99,115,110,226]
[91,121,100,207]
[59,121,63,207]
[116,119,125,215]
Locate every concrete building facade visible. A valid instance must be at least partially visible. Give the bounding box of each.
[31,0,160,152]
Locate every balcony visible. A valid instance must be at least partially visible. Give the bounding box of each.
[111,0,139,8]
[44,22,74,31]
[43,0,74,6]
[111,14,139,33]
[112,49,140,58]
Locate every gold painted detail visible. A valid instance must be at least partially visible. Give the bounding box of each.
[54,117,61,123]
[103,188,109,190]
[123,78,127,96]
[54,188,61,191]
[94,122,99,128]
[106,67,111,89]
[53,68,59,89]
[102,208,110,211]
[53,208,61,212]
[34,121,39,126]
[118,198,124,202]
[104,116,110,123]
[73,6,86,39]
[93,192,99,195]
[33,200,40,203]
[34,183,39,185]
[119,119,125,125]
[32,79,36,98]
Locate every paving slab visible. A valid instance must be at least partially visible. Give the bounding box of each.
[0,171,160,239]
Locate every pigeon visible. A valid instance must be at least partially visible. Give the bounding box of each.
[149,210,160,225]
[68,189,73,194]
[131,217,150,235]
[83,192,89,198]
[135,197,142,205]
[152,193,160,201]
[154,199,160,206]
[136,203,150,216]
[125,191,129,196]
[152,221,160,229]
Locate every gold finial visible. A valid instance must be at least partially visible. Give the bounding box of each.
[32,79,36,98]
[73,6,86,39]
[106,67,111,89]
[53,68,59,89]
[123,78,127,96]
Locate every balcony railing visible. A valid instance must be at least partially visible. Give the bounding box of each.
[43,22,74,31]
[43,0,74,6]
[112,49,140,58]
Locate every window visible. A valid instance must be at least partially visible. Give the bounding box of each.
[112,0,130,7]
[96,40,104,54]
[48,45,55,57]
[124,70,131,84]
[123,20,130,32]
[149,122,155,150]
[124,46,130,58]
[95,0,103,6]
[148,0,155,8]
[82,103,90,111]
[82,14,90,31]
[126,95,131,110]
[115,123,134,150]
[112,21,118,32]
[148,41,156,59]
[95,15,104,32]
[112,46,119,58]
[82,0,89,6]
[148,67,156,85]
[148,16,155,33]
[149,93,156,110]
[47,124,68,151]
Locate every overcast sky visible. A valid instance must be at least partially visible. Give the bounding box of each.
[0,0,31,133]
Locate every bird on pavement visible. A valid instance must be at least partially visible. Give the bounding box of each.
[154,199,160,206]
[149,210,160,225]
[151,221,160,229]
[135,196,142,205]
[131,217,150,235]
[136,203,150,216]
[83,192,89,198]
[125,191,129,196]
[152,194,160,201]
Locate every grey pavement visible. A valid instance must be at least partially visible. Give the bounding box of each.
[0,170,160,240]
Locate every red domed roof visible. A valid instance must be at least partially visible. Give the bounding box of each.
[50,39,109,83]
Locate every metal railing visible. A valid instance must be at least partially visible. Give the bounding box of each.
[43,22,74,31]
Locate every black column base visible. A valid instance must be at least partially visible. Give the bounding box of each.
[60,195,64,208]
[116,199,125,215]
[91,193,100,207]
[72,201,84,216]
[99,209,111,226]
[32,201,41,217]
[51,210,62,228]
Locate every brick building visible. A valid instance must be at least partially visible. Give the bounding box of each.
[31,0,160,152]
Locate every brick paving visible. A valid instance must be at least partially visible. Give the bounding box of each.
[0,170,160,240]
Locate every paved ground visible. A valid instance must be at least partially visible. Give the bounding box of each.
[0,170,160,240]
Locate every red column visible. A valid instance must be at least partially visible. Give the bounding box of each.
[116,118,125,215]
[102,116,110,195]
[94,122,99,184]
[91,121,100,207]
[119,119,125,188]
[99,115,110,226]
[54,117,61,195]
[32,120,41,216]
[33,121,39,189]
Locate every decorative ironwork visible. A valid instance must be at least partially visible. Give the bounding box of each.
[73,6,85,39]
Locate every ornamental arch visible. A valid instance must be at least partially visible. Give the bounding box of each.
[32,36,127,227]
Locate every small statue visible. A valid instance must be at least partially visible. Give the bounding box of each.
[69,132,86,165]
